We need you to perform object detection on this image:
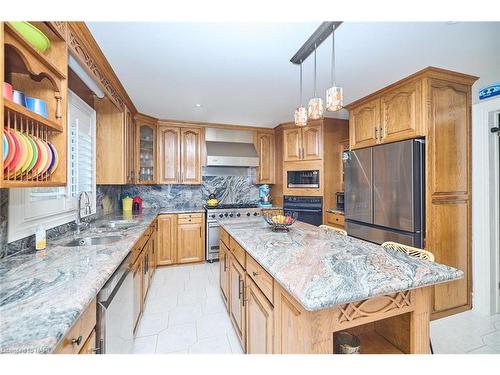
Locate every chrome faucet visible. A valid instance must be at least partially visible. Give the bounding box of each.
[76,191,92,235]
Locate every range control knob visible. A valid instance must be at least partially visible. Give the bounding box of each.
[229,213,234,217]
[253,212,258,216]
[246,212,251,216]
[236,213,241,217]
[211,214,216,218]
[224,213,228,217]
[219,214,223,218]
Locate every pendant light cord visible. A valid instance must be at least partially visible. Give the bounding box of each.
[331,24,336,86]
[313,44,317,97]
[299,61,303,106]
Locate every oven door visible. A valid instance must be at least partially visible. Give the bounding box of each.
[287,208,323,226]
[207,221,221,262]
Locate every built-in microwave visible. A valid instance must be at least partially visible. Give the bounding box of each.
[287,170,320,189]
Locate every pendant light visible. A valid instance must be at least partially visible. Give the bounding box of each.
[326,25,343,112]
[308,44,324,120]
[294,61,307,127]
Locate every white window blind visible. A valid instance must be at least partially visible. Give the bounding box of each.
[8,91,97,242]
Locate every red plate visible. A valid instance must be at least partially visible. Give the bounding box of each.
[4,129,21,172]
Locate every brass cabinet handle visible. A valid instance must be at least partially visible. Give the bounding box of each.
[375,127,378,140]
[380,126,384,140]
[252,271,259,277]
[71,336,83,346]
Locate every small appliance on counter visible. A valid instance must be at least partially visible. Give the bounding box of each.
[258,184,272,208]
[206,193,219,207]
[122,196,132,212]
[132,195,143,212]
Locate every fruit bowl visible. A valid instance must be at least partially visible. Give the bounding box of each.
[262,211,298,232]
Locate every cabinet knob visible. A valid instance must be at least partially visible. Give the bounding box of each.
[252,271,259,277]
[71,336,83,346]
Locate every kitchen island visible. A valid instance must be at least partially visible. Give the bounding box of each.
[218,217,463,354]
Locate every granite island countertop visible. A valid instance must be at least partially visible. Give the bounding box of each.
[0,209,163,354]
[218,217,463,312]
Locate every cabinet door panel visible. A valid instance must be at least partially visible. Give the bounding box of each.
[181,128,201,184]
[256,132,275,184]
[302,123,322,160]
[350,98,380,149]
[229,256,246,349]
[132,258,143,332]
[381,80,423,143]
[246,276,273,354]
[177,222,204,263]
[157,215,177,265]
[219,242,230,309]
[158,127,180,184]
[136,122,157,184]
[283,128,302,161]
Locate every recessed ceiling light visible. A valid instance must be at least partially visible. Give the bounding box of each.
[195,104,202,108]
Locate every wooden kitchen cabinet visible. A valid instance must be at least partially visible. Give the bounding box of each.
[283,123,322,161]
[135,114,157,184]
[229,253,246,350]
[79,329,97,354]
[220,242,230,309]
[180,128,202,184]
[158,126,180,184]
[255,131,275,184]
[326,211,345,229]
[349,98,380,150]
[177,221,204,264]
[157,214,177,265]
[157,125,202,184]
[246,276,274,354]
[124,106,136,184]
[132,254,143,332]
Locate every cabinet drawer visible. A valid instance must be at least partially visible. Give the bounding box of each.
[177,216,202,224]
[54,299,96,354]
[178,213,203,220]
[229,237,246,269]
[220,227,230,247]
[327,212,345,227]
[246,255,274,304]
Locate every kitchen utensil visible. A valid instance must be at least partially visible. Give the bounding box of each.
[262,211,298,232]
[3,82,13,100]
[334,332,361,354]
[47,142,58,174]
[12,90,27,107]
[26,97,49,118]
[9,22,51,52]
[206,193,219,207]
[2,132,8,161]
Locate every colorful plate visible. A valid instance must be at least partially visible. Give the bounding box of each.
[19,133,33,174]
[9,131,27,177]
[5,129,20,172]
[2,132,8,162]
[9,22,51,53]
[47,142,59,174]
[40,141,52,175]
[25,135,38,173]
[30,137,47,177]
[3,129,15,169]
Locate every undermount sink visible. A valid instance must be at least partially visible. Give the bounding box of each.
[97,220,139,230]
[65,235,123,247]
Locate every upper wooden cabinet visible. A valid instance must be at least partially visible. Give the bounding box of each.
[135,114,157,184]
[348,74,427,150]
[157,125,202,185]
[283,123,322,162]
[349,98,380,149]
[180,128,202,184]
[255,131,275,184]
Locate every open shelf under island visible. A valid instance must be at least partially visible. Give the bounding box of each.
[218,218,463,354]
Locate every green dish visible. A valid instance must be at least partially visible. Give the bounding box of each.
[9,22,51,52]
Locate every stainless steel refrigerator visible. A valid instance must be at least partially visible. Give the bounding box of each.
[344,139,425,247]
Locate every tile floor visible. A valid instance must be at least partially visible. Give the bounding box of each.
[132,261,500,354]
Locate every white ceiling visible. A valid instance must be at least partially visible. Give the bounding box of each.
[87,22,500,128]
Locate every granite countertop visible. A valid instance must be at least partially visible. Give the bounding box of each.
[218,218,463,312]
[0,209,160,354]
[326,208,344,215]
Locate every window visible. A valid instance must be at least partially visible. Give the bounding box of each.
[8,91,96,242]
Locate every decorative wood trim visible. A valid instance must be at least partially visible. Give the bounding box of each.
[67,22,136,113]
[158,118,273,132]
[48,22,67,41]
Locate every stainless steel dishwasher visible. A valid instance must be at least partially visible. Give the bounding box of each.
[96,253,134,354]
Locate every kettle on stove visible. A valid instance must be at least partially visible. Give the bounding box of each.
[206,193,219,207]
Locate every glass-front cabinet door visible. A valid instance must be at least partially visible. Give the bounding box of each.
[135,116,157,184]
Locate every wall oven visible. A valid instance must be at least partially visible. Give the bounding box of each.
[287,170,320,189]
[283,196,323,226]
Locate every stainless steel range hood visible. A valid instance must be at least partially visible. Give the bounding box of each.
[205,128,259,167]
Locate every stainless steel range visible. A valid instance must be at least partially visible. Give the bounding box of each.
[205,204,261,262]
